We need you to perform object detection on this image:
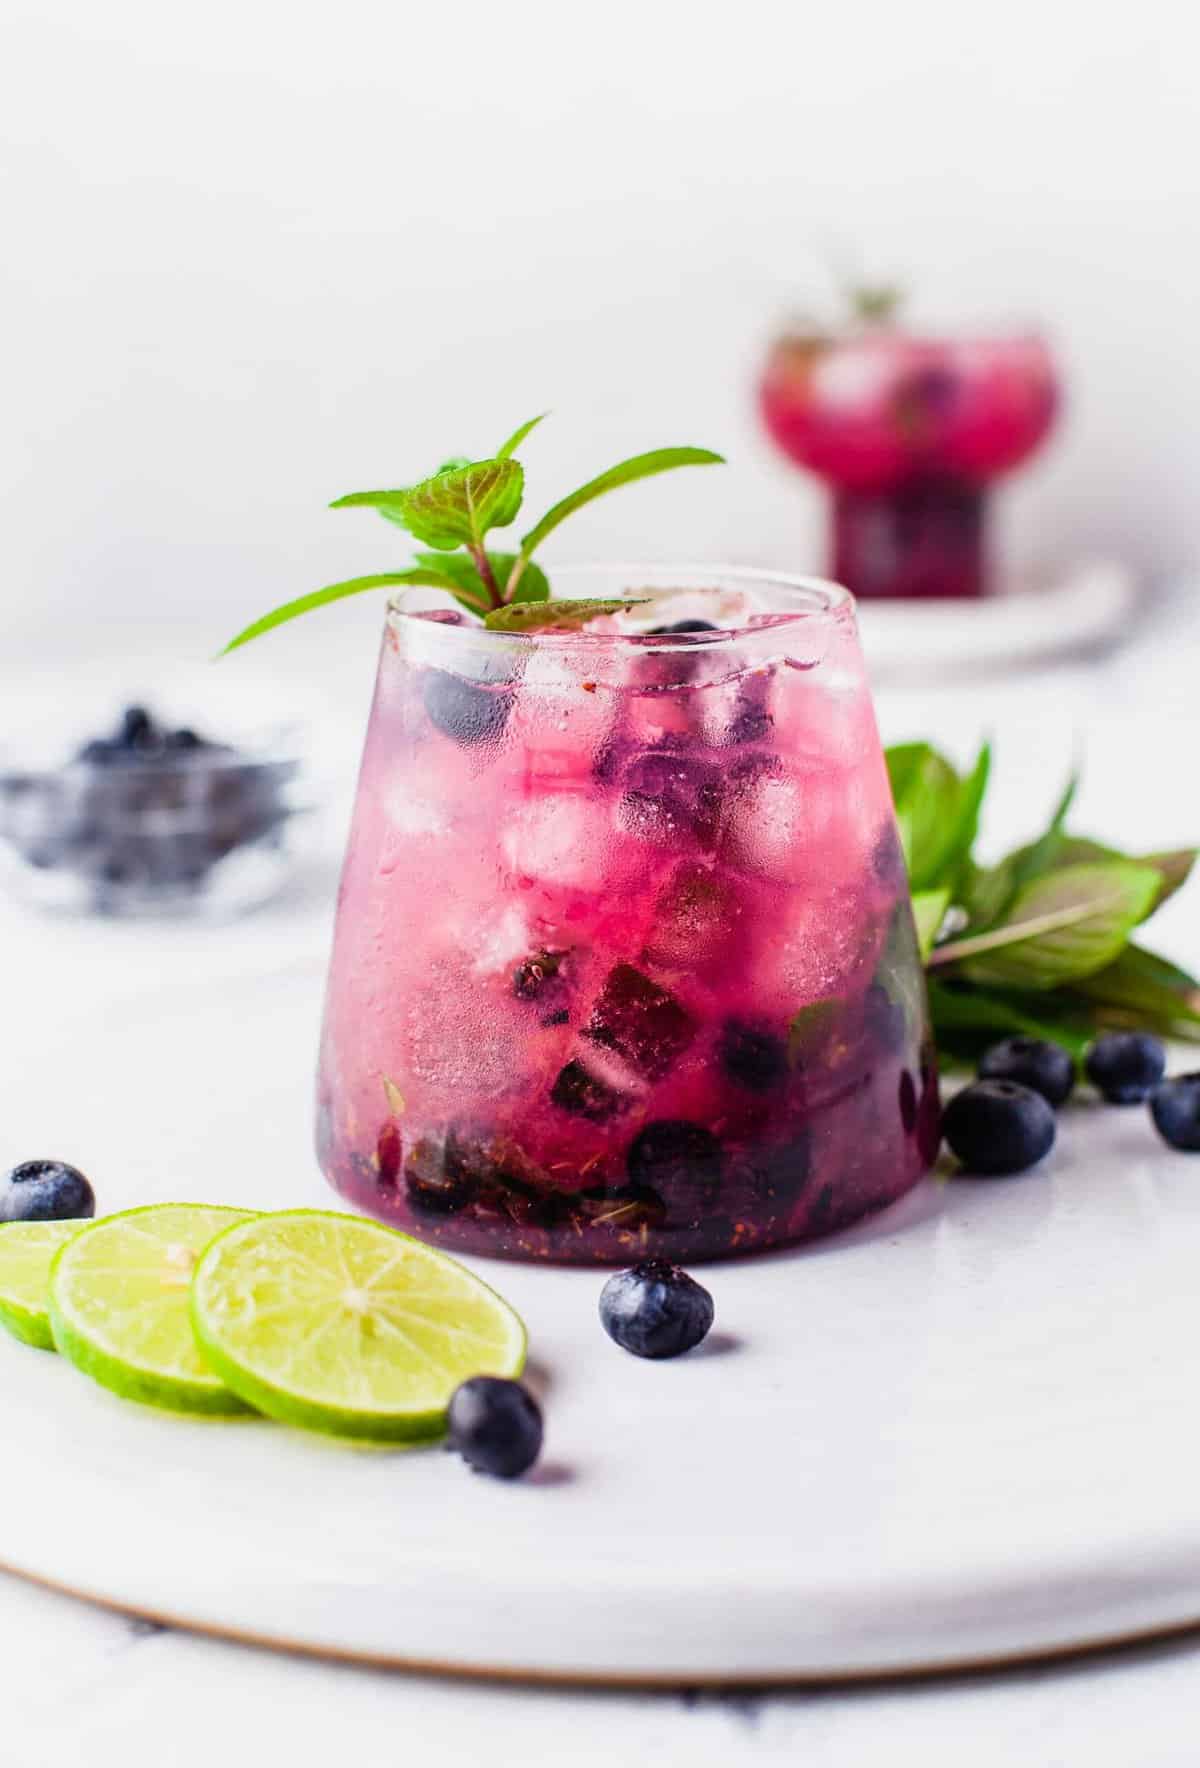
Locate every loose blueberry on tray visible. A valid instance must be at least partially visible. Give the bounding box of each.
[977,1036,1075,1108]
[446,1376,543,1478]
[599,1260,715,1359]
[0,1160,96,1223]
[1085,1032,1166,1104]
[1150,1074,1200,1152]
[941,1080,1056,1176]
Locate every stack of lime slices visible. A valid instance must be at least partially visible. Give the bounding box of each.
[0,1204,526,1442]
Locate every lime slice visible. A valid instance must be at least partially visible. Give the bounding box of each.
[49,1203,255,1415]
[0,1221,85,1350]
[190,1209,527,1442]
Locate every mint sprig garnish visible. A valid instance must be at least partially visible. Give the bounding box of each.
[891,740,1200,1063]
[221,419,723,653]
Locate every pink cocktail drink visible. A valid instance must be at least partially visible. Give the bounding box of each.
[760,328,1059,600]
[317,568,938,1263]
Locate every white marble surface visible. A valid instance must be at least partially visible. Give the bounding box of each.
[3,584,1200,1761]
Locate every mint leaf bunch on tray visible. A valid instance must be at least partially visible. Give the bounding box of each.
[886,741,1200,1067]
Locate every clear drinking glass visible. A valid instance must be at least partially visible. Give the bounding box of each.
[316,567,939,1264]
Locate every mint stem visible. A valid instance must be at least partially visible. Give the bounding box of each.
[468,545,503,609]
[926,893,1134,969]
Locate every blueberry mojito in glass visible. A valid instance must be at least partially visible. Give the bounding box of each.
[226,420,940,1262]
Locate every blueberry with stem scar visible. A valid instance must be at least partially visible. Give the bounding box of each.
[599,1260,714,1359]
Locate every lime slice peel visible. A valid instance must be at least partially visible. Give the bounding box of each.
[49,1203,256,1416]
[0,1220,85,1350]
[191,1209,526,1443]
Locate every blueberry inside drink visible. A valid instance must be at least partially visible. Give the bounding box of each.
[313,567,939,1262]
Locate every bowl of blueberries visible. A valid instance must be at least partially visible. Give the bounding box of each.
[0,703,308,917]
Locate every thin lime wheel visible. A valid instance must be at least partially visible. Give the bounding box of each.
[49,1203,255,1414]
[190,1210,527,1442]
[0,1221,84,1350]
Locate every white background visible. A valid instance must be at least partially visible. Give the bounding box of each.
[3,0,1199,657]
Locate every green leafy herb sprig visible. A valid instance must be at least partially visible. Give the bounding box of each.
[222,416,723,653]
[889,741,1200,1067]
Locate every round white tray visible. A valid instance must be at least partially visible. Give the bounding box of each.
[4,962,1200,1684]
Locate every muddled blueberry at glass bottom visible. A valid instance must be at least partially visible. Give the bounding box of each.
[1,1159,95,1223]
[977,1036,1074,1108]
[576,1182,667,1231]
[404,1139,474,1215]
[427,1132,569,1231]
[717,1018,789,1092]
[627,1120,723,1218]
[550,1059,626,1122]
[375,1122,402,1185]
[599,1259,715,1359]
[1085,1032,1166,1105]
[744,1130,811,1212]
[584,964,696,1080]
[1150,1074,1200,1151]
[422,669,512,747]
[446,1376,543,1478]
[941,1080,1055,1176]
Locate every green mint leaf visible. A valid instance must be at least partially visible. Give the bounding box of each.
[1070,943,1200,1033]
[936,741,990,889]
[330,488,411,513]
[911,888,951,961]
[981,831,1194,925]
[885,742,987,891]
[496,414,548,460]
[219,569,468,655]
[930,861,1162,989]
[484,597,648,633]
[887,743,957,879]
[396,459,524,551]
[509,446,724,591]
[435,456,471,473]
[960,857,1016,934]
[331,460,524,552]
[927,980,1095,1066]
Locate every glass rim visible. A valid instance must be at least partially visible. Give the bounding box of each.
[386,563,855,648]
